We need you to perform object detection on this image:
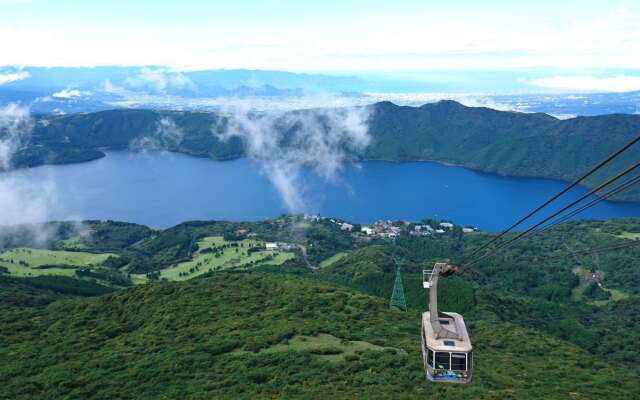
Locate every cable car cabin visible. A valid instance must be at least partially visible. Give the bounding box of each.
[421,311,472,383]
[421,263,473,384]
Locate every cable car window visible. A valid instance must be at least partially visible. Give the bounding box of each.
[427,349,434,367]
[451,353,467,371]
[435,352,450,370]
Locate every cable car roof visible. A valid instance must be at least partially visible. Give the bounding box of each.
[422,311,472,352]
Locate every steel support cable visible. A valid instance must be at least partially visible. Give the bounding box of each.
[541,239,640,262]
[463,161,640,268]
[534,173,640,234]
[462,241,640,325]
[459,239,640,292]
[459,133,640,263]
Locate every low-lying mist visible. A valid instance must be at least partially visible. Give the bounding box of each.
[0,103,84,246]
[129,116,185,152]
[215,103,372,214]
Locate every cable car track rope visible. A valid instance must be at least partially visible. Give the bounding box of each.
[540,239,640,262]
[534,173,640,235]
[460,133,640,265]
[462,161,640,268]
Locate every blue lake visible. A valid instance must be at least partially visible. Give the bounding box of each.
[5,151,640,231]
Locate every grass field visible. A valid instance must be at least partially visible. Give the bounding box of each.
[571,266,629,305]
[0,237,294,284]
[592,287,630,306]
[60,236,89,250]
[157,236,295,281]
[319,251,350,268]
[0,248,115,277]
[615,231,640,240]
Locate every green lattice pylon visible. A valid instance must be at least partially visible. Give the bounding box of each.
[390,261,407,311]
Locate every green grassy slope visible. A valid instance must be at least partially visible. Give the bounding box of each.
[1,272,638,400]
[0,221,300,285]
[156,236,294,281]
[0,248,116,277]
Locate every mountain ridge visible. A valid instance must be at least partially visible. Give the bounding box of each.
[6,100,640,200]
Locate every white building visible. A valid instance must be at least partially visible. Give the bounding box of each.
[265,243,279,251]
[340,223,354,231]
[361,226,375,235]
[435,229,446,234]
[462,228,475,233]
[439,222,454,229]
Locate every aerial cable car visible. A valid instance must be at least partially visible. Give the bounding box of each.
[421,262,473,384]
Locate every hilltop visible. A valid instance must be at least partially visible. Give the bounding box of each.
[9,101,640,201]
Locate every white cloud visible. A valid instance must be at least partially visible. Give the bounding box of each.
[1,3,639,72]
[101,79,125,94]
[0,70,30,85]
[0,176,56,226]
[52,87,90,99]
[125,68,196,93]
[0,103,57,227]
[0,103,33,169]
[130,117,184,152]
[216,101,371,213]
[527,75,640,93]
[0,103,72,234]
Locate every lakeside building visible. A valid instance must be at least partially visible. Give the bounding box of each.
[361,226,375,235]
[340,223,354,231]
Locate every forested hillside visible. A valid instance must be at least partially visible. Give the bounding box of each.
[1,216,640,399]
[2,272,639,399]
[8,101,640,200]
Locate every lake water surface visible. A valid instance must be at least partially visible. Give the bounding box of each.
[5,151,640,231]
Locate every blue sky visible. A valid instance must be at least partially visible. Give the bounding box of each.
[1,0,640,91]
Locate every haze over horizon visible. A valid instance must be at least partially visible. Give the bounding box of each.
[1,0,640,93]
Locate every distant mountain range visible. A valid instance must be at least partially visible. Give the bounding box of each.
[8,100,640,201]
[1,67,368,96]
[4,67,640,116]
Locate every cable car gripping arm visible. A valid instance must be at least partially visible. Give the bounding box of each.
[424,263,460,340]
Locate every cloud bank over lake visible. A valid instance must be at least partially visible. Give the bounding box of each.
[216,103,371,213]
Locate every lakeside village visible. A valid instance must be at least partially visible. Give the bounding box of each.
[331,217,479,240]
[232,214,480,252]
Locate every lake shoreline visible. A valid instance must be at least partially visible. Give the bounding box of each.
[3,151,640,231]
